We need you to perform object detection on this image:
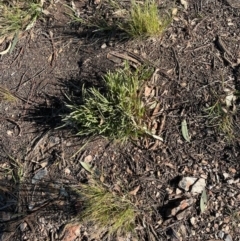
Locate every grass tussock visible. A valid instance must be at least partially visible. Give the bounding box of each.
[66,0,171,38]
[63,63,153,143]
[122,0,171,38]
[0,0,43,38]
[75,179,136,236]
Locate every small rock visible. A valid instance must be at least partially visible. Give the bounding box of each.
[224,234,233,241]
[191,178,206,194]
[64,167,71,175]
[227,192,234,197]
[7,130,13,136]
[94,0,101,4]
[101,43,107,49]
[32,168,48,184]
[66,142,71,146]
[38,217,45,224]
[176,188,182,195]
[180,82,187,87]
[218,230,225,239]
[228,167,236,173]
[167,198,193,217]
[224,225,230,232]
[178,177,197,191]
[166,187,173,195]
[40,160,49,168]
[84,155,93,163]
[190,217,196,226]
[20,222,27,231]
[176,206,192,220]
[224,217,230,223]
[227,179,234,184]
[223,173,230,179]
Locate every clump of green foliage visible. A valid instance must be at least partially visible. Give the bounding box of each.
[0,0,43,38]
[66,0,171,38]
[121,0,171,38]
[63,63,153,143]
[75,178,136,236]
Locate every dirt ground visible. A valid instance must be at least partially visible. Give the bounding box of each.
[0,0,240,240]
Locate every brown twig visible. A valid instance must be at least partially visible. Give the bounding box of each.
[171,47,181,81]
[216,35,234,58]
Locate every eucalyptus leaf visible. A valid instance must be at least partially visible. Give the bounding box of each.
[200,188,208,213]
[151,134,163,142]
[181,119,190,142]
[80,161,93,174]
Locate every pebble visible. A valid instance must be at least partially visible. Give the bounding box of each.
[223,173,230,179]
[101,43,107,49]
[64,167,71,175]
[224,225,230,232]
[218,230,225,239]
[178,177,197,191]
[32,168,48,184]
[39,217,45,224]
[176,188,182,195]
[7,130,13,136]
[84,155,93,163]
[191,178,206,193]
[190,217,196,226]
[227,179,234,184]
[224,234,233,241]
[20,222,27,231]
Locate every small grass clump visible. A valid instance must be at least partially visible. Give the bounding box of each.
[122,0,171,38]
[205,89,238,140]
[66,0,171,38]
[0,0,43,39]
[75,179,136,236]
[63,63,153,143]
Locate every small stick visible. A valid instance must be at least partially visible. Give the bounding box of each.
[171,47,181,81]
[216,35,234,58]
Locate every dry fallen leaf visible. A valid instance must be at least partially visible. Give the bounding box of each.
[181,119,190,142]
[80,161,93,173]
[129,185,140,195]
[61,223,81,241]
[200,188,208,213]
